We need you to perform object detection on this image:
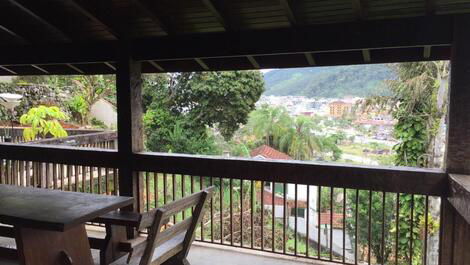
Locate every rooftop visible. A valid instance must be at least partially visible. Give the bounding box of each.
[250,145,292,160]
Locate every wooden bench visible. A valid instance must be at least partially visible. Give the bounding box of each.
[0,225,18,264]
[91,187,214,265]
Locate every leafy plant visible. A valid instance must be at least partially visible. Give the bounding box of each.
[66,95,88,125]
[20,105,68,141]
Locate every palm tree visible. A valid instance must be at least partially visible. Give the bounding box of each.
[246,105,292,148]
[279,116,319,160]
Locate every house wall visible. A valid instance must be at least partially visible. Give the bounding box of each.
[90,99,117,128]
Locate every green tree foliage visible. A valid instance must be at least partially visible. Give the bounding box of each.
[20,105,68,141]
[346,191,395,264]
[246,105,292,147]
[279,116,319,160]
[358,62,449,265]
[143,71,264,154]
[245,106,343,161]
[264,65,393,97]
[13,75,116,126]
[67,75,115,125]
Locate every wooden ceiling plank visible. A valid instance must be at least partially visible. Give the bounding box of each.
[65,0,120,39]
[247,56,260,69]
[31,65,49,74]
[0,24,28,44]
[202,0,230,30]
[279,0,297,25]
[148,61,165,72]
[131,0,170,35]
[195,58,210,70]
[6,0,72,42]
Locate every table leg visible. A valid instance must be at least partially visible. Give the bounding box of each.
[100,224,128,265]
[15,224,94,265]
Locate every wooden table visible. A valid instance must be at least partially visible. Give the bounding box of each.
[0,184,133,265]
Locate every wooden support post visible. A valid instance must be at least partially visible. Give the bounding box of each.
[442,14,470,265]
[116,47,144,213]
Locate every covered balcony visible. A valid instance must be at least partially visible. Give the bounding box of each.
[0,1,470,265]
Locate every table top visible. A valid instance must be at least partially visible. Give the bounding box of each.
[0,184,133,231]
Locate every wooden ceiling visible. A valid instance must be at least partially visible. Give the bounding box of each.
[0,0,466,75]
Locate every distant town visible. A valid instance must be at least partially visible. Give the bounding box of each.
[256,95,397,166]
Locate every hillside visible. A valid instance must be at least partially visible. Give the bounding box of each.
[263,64,395,98]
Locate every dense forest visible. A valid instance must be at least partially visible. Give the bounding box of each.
[263,64,395,97]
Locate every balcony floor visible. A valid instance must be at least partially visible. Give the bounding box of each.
[0,236,319,265]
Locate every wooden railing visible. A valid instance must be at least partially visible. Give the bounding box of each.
[0,138,449,265]
[0,127,106,144]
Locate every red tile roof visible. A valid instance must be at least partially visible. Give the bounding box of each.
[250,145,292,160]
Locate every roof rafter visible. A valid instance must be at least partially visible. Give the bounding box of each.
[202,0,231,30]
[0,66,17,75]
[148,61,165,72]
[131,0,170,35]
[280,0,297,25]
[424,45,432,59]
[5,0,72,42]
[65,0,120,39]
[247,56,260,69]
[67,64,85,74]
[305,53,316,66]
[31,64,49,74]
[0,16,453,66]
[0,24,28,44]
[362,49,371,63]
[195,58,209,70]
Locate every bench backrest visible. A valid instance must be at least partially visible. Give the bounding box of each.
[131,186,213,265]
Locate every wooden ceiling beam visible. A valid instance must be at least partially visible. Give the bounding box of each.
[426,0,436,15]
[247,56,260,69]
[195,58,209,70]
[104,62,116,71]
[0,24,28,44]
[148,61,165,72]
[0,16,453,65]
[202,0,231,30]
[131,0,170,35]
[352,0,367,19]
[65,0,120,39]
[305,53,316,66]
[31,65,49,74]
[66,64,84,74]
[6,0,72,42]
[362,49,371,63]
[0,66,17,75]
[424,45,432,59]
[280,0,297,26]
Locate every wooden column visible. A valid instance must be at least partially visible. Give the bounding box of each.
[116,48,144,213]
[442,14,470,265]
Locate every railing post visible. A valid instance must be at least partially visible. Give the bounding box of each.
[116,46,144,213]
[442,14,470,265]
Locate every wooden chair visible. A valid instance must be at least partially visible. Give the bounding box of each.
[108,186,214,265]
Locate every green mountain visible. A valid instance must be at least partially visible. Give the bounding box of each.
[263,64,395,98]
